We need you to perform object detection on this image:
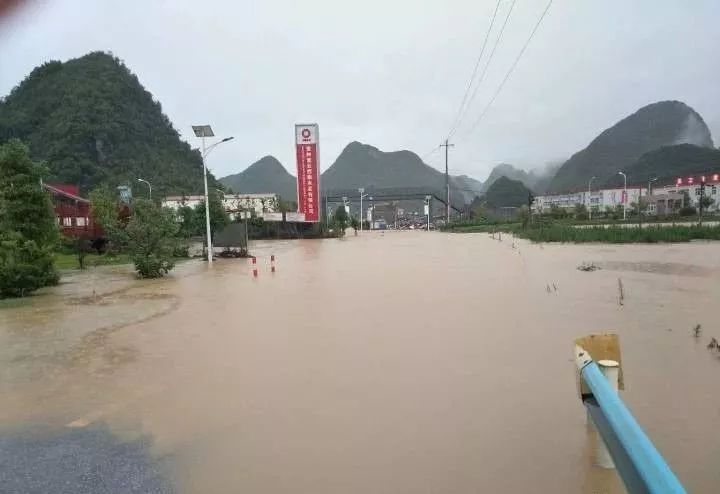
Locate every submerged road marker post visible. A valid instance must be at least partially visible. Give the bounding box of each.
[252,256,258,277]
[271,254,276,273]
[574,334,686,493]
[596,359,619,469]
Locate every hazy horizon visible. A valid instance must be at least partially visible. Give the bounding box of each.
[1,0,718,183]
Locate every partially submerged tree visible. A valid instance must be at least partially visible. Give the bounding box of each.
[333,205,348,235]
[125,199,179,278]
[186,195,230,239]
[349,215,359,235]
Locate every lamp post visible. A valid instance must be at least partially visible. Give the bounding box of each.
[192,125,234,264]
[358,188,368,232]
[137,178,152,200]
[699,177,707,226]
[648,177,658,197]
[425,195,432,231]
[588,176,596,221]
[368,196,373,229]
[618,171,627,221]
[645,177,658,220]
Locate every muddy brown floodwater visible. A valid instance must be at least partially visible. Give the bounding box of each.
[2,232,720,493]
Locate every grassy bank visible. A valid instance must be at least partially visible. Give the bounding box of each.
[521,224,720,243]
[448,223,720,243]
[53,252,132,270]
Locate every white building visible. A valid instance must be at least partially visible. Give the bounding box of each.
[221,193,279,218]
[533,187,642,214]
[653,173,720,211]
[533,172,720,215]
[163,193,279,220]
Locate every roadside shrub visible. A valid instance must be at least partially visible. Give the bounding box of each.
[132,253,175,278]
[125,199,179,278]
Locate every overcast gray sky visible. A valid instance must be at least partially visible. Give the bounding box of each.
[1,0,719,181]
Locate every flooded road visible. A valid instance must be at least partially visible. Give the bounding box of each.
[2,232,720,493]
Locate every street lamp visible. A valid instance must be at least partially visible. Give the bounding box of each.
[192,125,234,264]
[425,195,432,231]
[137,178,152,200]
[358,187,368,232]
[368,196,374,229]
[648,177,658,196]
[588,176,596,221]
[618,171,627,221]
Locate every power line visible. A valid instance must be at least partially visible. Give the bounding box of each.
[420,145,441,162]
[445,0,502,139]
[462,0,553,140]
[448,0,517,139]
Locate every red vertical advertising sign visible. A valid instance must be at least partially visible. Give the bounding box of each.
[295,124,320,222]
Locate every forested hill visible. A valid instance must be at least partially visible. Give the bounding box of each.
[219,156,297,200]
[484,176,533,208]
[548,101,714,193]
[603,144,720,188]
[320,141,480,205]
[0,51,216,195]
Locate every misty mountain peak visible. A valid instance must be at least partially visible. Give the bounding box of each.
[548,100,714,192]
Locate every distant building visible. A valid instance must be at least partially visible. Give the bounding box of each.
[646,192,685,216]
[655,173,720,212]
[533,173,720,215]
[43,183,101,238]
[162,194,205,211]
[162,193,279,220]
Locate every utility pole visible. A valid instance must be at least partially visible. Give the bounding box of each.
[618,171,627,221]
[440,139,455,223]
[527,191,535,227]
[699,178,706,226]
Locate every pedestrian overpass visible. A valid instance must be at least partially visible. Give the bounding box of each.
[322,186,464,214]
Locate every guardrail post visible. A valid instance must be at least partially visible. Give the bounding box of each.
[574,336,686,493]
[594,359,620,469]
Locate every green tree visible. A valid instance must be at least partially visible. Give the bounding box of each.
[550,205,567,219]
[192,194,229,238]
[613,204,625,220]
[0,232,58,297]
[699,195,714,211]
[574,203,588,220]
[177,205,198,238]
[0,140,57,246]
[88,185,126,248]
[516,205,530,228]
[349,215,360,235]
[0,140,58,297]
[125,199,179,278]
[333,206,348,235]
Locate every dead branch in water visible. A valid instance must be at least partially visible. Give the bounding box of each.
[693,324,702,338]
[707,337,718,351]
[577,262,600,272]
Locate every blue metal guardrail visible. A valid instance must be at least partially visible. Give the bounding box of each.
[579,359,686,494]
